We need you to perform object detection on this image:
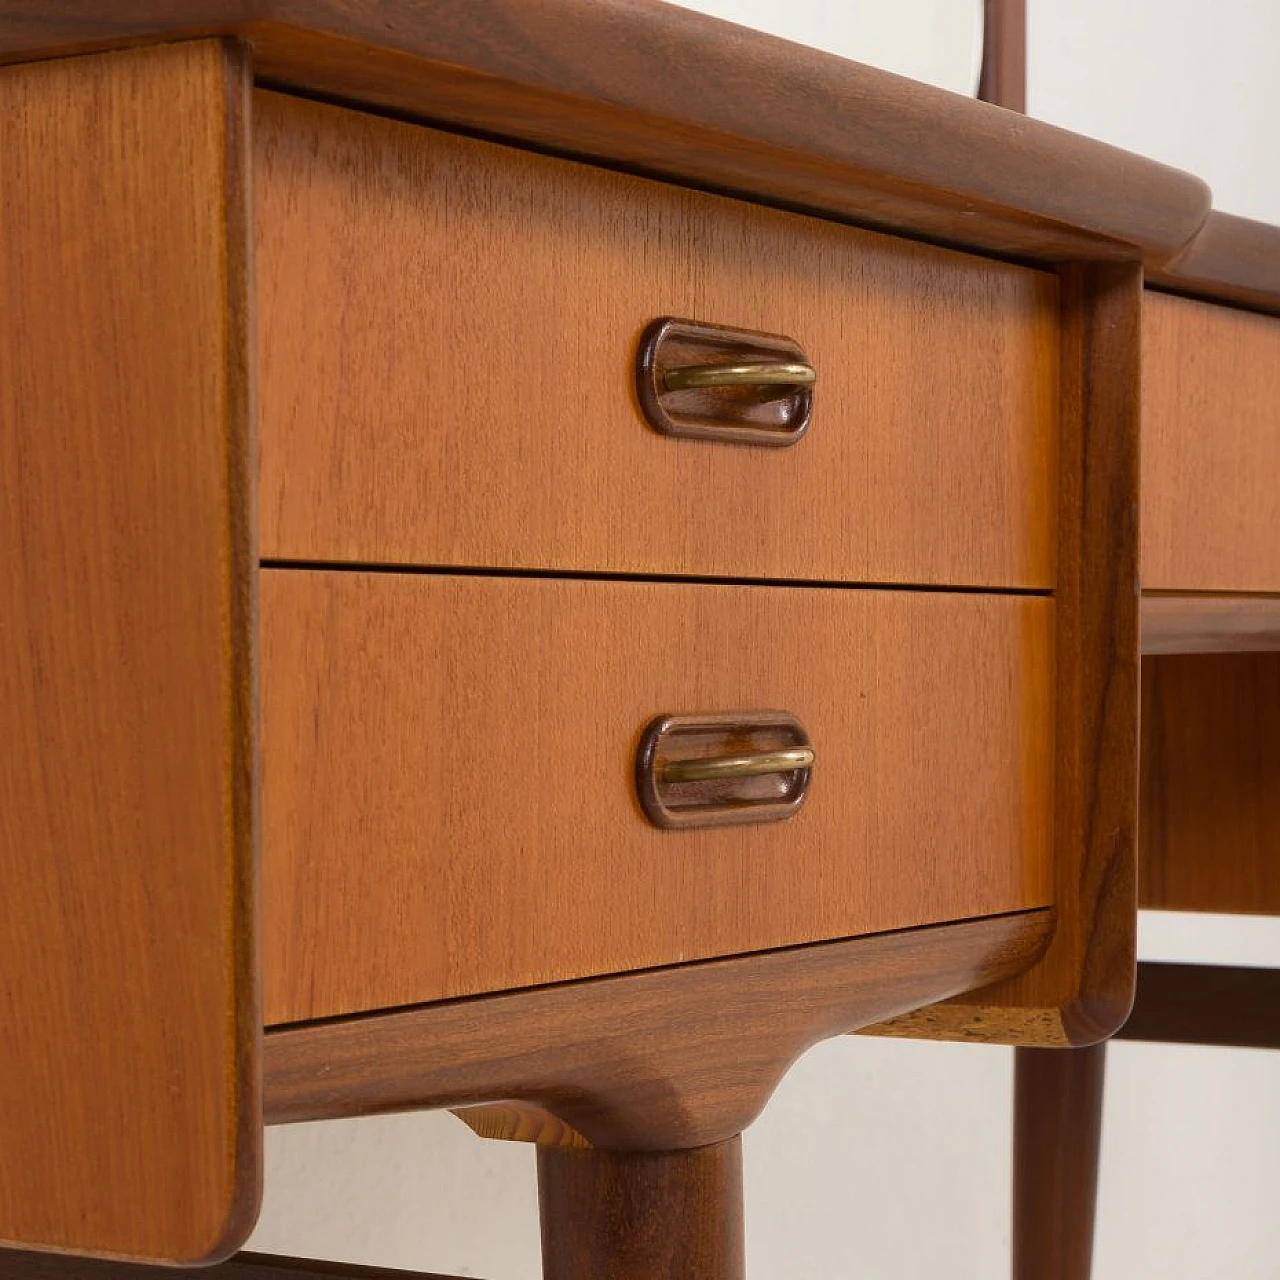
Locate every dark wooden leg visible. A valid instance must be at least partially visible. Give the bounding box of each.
[538,1138,744,1280]
[1013,1043,1106,1280]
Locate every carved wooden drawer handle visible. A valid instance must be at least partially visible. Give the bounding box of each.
[636,318,815,446]
[636,711,814,829]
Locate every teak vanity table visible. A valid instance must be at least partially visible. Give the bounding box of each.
[1,5,1276,1278]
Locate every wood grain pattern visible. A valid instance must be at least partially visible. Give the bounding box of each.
[979,0,1026,113]
[261,571,1054,1024]
[0,41,259,1264]
[1012,1044,1106,1280]
[255,91,1059,589]
[1141,594,1280,653]
[0,1,1212,267]
[1139,654,1280,915]
[454,1103,591,1151]
[0,1253,472,1280]
[868,265,1143,1046]
[263,911,1054,1147]
[1116,963,1280,1048]
[1149,212,1280,317]
[1143,292,1280,593]
[539,1140,743,1280]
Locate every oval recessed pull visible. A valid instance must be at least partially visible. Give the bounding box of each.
[636,318,815,447]
[636,711,814,829]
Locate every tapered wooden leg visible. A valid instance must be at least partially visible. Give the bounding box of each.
[538,1138,744,1280]
[1013,1043,1107,1280]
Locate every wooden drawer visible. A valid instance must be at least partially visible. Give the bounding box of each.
[1143,292,1280,591]
[255,91,1059,590]
[261,571,1055,1024]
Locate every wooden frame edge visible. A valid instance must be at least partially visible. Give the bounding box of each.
[217,34,265,1267]
[1141,593,1280,654]
[1149,212,1280,318]
[866,264,1143,1047]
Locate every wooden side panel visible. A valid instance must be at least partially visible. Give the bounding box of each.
[869,264,1143,1046]
[260,572,1054,1024]
[0,43,259,1262]
[1139,654,1280,915]
[1143,292,1280,592]
[254,90,1060,590]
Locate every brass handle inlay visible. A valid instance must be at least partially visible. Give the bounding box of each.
[660,746,816,784]
[636,711,814,830]
[636,318,815,447]
[662,361,817,393]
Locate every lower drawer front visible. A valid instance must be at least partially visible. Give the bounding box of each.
[262,571,1054,1024]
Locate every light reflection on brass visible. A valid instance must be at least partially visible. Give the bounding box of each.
[661,746,815,784]
[636,317,815,446]
[662,360,816,393]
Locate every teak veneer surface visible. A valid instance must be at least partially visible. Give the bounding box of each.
[263,911,1054,1146]
[261,571,1054,1024]
[255,91,1059,590]
[0,42,259,1263]
[0,1,1213,268]
[1139,654,1280,915]
[1143,292,1280,593]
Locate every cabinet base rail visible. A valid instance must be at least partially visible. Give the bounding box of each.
[263,911,1054,1144]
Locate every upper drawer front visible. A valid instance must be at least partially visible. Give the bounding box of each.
[261,571,1054,1025]
[255,91,1059,589]
[1143,292,1280,592]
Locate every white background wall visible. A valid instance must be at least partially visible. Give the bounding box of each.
[657,0,984,95]
[1029,0,1280,225]
[249,4,1280,1275]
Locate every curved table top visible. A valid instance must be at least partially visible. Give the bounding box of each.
[7,0,1274,298]
[7,1,1277,310]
